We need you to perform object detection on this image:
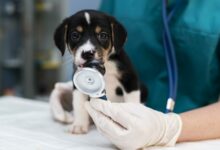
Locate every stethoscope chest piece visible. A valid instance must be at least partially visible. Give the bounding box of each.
[73,67,106,98]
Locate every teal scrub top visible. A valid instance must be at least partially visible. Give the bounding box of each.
[100,0,220,113]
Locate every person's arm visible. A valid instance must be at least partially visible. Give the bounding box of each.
[85,99,220,149]
[178,100,220,142]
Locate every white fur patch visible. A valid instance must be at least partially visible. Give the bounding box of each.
[84,12,90,24]
[123,90,141,103]
[75,40,95,66]
[103,61,141,103]
[104,61,124,102]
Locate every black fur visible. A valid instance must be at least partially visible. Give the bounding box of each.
[107,16,127,51]
[109,49,147,101]
[115,86,123,96]
[109,50,139,93]
[54,19,69,56]
[140,84,148,103]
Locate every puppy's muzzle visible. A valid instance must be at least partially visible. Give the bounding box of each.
[78,50,105,75]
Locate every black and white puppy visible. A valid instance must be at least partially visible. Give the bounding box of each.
[53,10,147,134]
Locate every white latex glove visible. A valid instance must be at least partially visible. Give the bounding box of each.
[85,99,182,150]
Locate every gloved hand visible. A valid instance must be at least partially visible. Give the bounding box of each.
[85,99,182,150]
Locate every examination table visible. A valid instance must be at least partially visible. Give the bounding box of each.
[0,96,219,150]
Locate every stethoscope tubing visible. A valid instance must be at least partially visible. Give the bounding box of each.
[162,0,182,113]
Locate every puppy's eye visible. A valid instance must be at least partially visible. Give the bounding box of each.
[98,32,109,41]
[71,31,81,41]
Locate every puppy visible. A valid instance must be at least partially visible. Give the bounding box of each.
[52,10,147,134]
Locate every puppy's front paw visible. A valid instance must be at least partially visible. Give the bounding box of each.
[69,122,89,134]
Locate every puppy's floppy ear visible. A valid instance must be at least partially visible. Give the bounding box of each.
[54,18,69,56]
[109,17,127,51]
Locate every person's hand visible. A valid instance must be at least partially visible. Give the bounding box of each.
[85,99,182,150]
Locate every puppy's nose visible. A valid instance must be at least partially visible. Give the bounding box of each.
[81,50,95,60]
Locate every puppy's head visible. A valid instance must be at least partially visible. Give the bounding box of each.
[54,10,127,68]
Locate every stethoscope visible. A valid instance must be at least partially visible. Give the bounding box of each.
[162,0,182,113]
[73,0,181,113]
[73,59,108,100]
[73,67,107,100]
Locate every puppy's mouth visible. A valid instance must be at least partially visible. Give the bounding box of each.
[75,50,95,67]
[77,64,84,68]
[75,61,85,69]
[76,59,105,75]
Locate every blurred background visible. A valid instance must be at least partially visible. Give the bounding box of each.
[0,0,101,100]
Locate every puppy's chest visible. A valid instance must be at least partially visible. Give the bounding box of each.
[104,61,124,102]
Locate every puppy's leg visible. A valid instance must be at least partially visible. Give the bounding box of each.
[123,90,141,103]
[50,81,74,124]
[70,90,90,134]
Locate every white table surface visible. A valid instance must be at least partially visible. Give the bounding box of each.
[0,96,219,150]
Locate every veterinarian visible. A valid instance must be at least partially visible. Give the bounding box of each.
[85,0,220,149]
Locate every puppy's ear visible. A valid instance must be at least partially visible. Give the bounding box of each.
[54,18,69,56]
[109,17,127,51]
